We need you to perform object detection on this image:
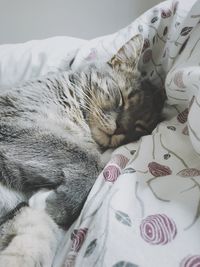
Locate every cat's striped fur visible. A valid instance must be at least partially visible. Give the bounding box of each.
[0,35,165,266]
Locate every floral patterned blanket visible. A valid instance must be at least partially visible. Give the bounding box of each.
[52,0,200,266]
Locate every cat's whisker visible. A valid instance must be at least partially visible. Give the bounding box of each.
[78,98,109,128]
[73,78,105,111]
[78,96,102,121]
[69,78,103,116]
[79,104,107,127]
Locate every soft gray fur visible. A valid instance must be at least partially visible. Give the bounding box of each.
[0,35,165,266]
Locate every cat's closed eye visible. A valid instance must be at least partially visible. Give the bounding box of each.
[127,91,136,99]
[135,122,150,134]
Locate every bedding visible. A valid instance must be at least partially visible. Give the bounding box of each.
[1,0,200,266]
[0,36,86,88]
[53,0,200,266]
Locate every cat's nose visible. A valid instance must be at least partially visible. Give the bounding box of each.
[114,122,125,135]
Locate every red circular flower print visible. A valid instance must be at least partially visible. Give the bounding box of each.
[180,255,200,267]
[148,162,172,177]
[110,154,129,169]
[71,228,88,252]
[140,214,177,245]
[103,165,121,182]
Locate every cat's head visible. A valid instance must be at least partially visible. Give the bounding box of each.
[77,34,165,149]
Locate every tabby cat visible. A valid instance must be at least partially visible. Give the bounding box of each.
[0,34,165,267]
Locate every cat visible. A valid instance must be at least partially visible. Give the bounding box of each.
[0,34,165,266]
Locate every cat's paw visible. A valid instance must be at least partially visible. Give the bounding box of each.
[110,134,125,147]
[0,207,62,267]
[29,190,52,210]
[91,127,110,148]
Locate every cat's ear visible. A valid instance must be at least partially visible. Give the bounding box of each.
[107,34,143,71]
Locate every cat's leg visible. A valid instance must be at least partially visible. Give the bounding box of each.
[29,148,110,229]
[29,168,97,229]
[0,206,62,267]
[45,181,91,229]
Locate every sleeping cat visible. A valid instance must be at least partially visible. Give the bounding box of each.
[0,35,165,266]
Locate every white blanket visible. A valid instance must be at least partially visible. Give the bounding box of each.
[1,0,200,266]
[53,0,200,266]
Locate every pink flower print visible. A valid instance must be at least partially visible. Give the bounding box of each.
[180,255,200,267]
[143,49,152,64]
[103,165,121,182]
[174,71,186,88]
[161,9,172,18]
[177,108,189,123]
[110,154,129,169]
[177,168,200,177]
[85,48,97,61]
[148,162,172,177]
[140,214,177,245]
[71,228,88,252]
[142,39,150,52]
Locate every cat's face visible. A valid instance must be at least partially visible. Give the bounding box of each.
[81,35,164,149]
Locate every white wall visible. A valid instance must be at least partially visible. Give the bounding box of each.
[0,0,161,44]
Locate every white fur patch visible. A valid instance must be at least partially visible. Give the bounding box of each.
[0,207,63,267]
[29,190,52,210]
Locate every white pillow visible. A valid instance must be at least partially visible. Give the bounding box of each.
[0,36,87,88]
